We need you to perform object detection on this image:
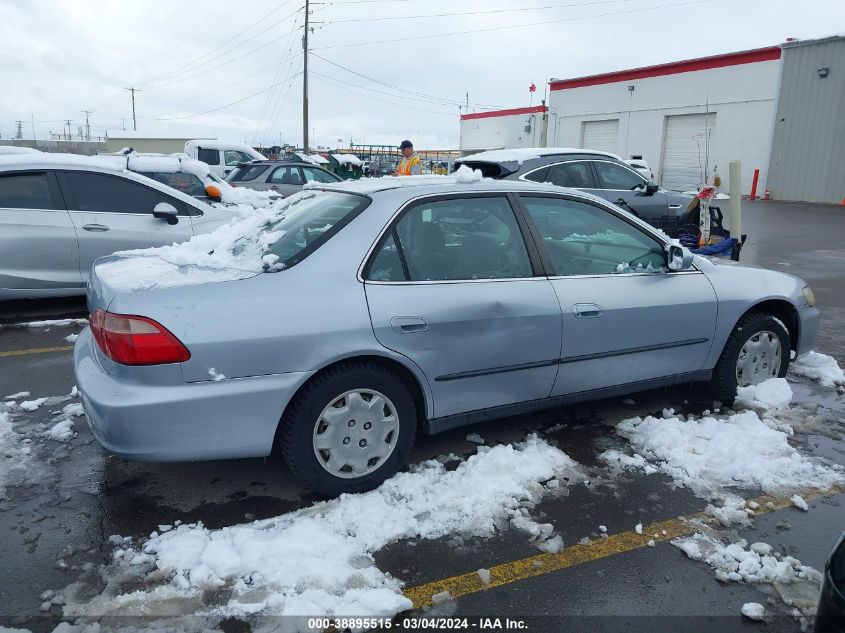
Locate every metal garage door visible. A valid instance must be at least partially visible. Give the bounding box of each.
[659,113,717,191]
[580,119,619,154]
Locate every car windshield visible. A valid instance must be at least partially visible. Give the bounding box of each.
[254,190,370,269]
[142,172,206,197]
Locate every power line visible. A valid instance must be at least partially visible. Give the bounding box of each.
[310,71,455,116]
[316,0,713,49]
[137,70,304,121]
[137,0,298,88]
[328,0,635,23]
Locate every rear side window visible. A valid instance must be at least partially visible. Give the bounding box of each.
[197,148,220,165]
[269,166,303,185]
[61,171,187,215]
[546,161,596,188]
[0,172,55,209]
[228,164,269,182]
[141,172,206,197]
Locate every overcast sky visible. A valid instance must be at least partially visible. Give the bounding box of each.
[1,0,842,150]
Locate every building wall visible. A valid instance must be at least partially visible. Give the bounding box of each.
[459,108,547,155]
[767,36,845,204]
[548,57,781,193]
[104,137,192,154]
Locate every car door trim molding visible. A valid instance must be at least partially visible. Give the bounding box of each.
[559,337,709,365]
[434,358,560,382]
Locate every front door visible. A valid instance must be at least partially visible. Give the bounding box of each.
[364,194,562,419]
[517,194,717,396]
[264,165,304,197]
[57,170,195,282]
[0,171,82,295]
[590,159,671,219]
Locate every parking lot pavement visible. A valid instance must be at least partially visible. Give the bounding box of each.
[0,200,843,632]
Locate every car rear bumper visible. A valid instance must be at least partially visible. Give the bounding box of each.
[73,327,313,462]
[796,304,820,359]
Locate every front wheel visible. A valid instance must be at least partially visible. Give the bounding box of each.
[710,312,790,405]
[279,362,417,496]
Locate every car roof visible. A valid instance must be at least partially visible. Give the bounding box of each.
[457,147,622,165]
[240,159,324,167]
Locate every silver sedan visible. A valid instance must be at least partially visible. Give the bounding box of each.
[74,177,820,496]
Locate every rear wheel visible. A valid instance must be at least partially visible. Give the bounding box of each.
[710,313,790,405]
[280,362,417,496]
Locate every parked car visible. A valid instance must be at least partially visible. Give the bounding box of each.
[184,140,266,179]
[74,177,819,496]
[0,154,234,300]
[625,158,654,180]
[816,530,845,633]
[99,150,226,201]
[455,148,696,235]
[225,160,341,196]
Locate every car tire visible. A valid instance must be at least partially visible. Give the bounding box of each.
[280,361,417,496]
[710,312,790,405]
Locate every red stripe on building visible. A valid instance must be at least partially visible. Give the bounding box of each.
[549,46,781,91]
[460,105,548,121]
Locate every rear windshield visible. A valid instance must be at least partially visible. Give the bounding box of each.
[259,190,370,269]
[141,172,206,197]
[227,164,269,182]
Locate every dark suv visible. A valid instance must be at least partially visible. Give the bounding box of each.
[455,149,697,235]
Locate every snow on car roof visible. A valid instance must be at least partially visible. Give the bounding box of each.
[184,139,265,157]
[458,147,621,165]
[0,152,126,171]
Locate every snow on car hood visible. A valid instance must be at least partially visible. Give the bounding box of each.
[93,194,308,293]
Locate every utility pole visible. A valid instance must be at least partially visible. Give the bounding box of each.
[15,121,23,139]
[302,0,310,153]
[81,110,92,141]
[64,120,73,140]
[124,86,138,131]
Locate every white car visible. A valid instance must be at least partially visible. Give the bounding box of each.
[0,153,236,300]
[625,158,654,180]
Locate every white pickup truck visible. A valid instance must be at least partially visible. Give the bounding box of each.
[184,140,265,179]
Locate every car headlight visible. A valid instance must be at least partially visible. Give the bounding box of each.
[802,286,816,307]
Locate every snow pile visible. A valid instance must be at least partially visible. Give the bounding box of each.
[67,436,581,620]
[4,391,31,400]
[791,351,845,387]
[741,602,765,620]
[453,164,483,183]
[64,333,78,343]
[45,403,85,442]
[674,533,822,586]
[0,405,33,500]
[331,153,363,166]
[217,182,278,208]
[1,318,88,329]
[95,192,316,292]
[19,397,48,412]
[601,386,844,524]
[736,377,792,410]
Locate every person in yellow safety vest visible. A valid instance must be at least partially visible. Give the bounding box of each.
[392,140,422,176]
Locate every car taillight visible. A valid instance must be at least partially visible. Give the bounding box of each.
[89,309,190,366]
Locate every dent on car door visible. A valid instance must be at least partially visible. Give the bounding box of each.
[57,171,194,281]
[517,194,717,395]
[0,171,82,294]
[592,160,668,219]
[363,194,562,420]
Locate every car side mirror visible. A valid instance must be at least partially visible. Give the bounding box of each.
[645,181,659,195]
[666,244,693,271]
[153,202,179,225]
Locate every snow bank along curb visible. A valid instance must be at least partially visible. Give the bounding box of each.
[64,436,583,620]
[790,351,845,388]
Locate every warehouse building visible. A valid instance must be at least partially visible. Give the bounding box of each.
[459,35,844,203]
[459,105,548,155]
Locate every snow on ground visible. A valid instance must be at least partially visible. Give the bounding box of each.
[1,318,88,329]
[791,351,845,387]
[601,379,844,525]
[741,602,766,620]
[19,398,48,412]
[4,391,31,400]
[63,436,582,624]
[44,403,85,442]
[0,404,33,500]
[736,377,792,410]
[674,532,822,590]
[64,334,79,343]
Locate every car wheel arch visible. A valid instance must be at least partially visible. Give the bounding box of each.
[273,353,431,453]
[734,298,800,355]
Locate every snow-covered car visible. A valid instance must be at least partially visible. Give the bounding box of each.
[74,173,819,496]
[100,150,226,201]
[625,158,654,180]
[0,153,236,300]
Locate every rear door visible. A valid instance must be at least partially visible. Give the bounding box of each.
[516,193,717,396]
[0,171,82,294]
[57,170,195,282]
[265,165,304,197]
[364,193,562,420]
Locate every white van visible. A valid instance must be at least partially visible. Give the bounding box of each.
[184,140,266,178]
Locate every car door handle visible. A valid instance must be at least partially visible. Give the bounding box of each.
[82,224,109,232]
[390,316,429,333]
[668,204,683,210]
[573,303,603,318]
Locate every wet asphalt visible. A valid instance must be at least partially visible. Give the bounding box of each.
[0,200,843,632]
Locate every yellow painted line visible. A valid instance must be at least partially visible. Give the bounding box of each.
[0,345,74,358]
[403,485,843,608]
